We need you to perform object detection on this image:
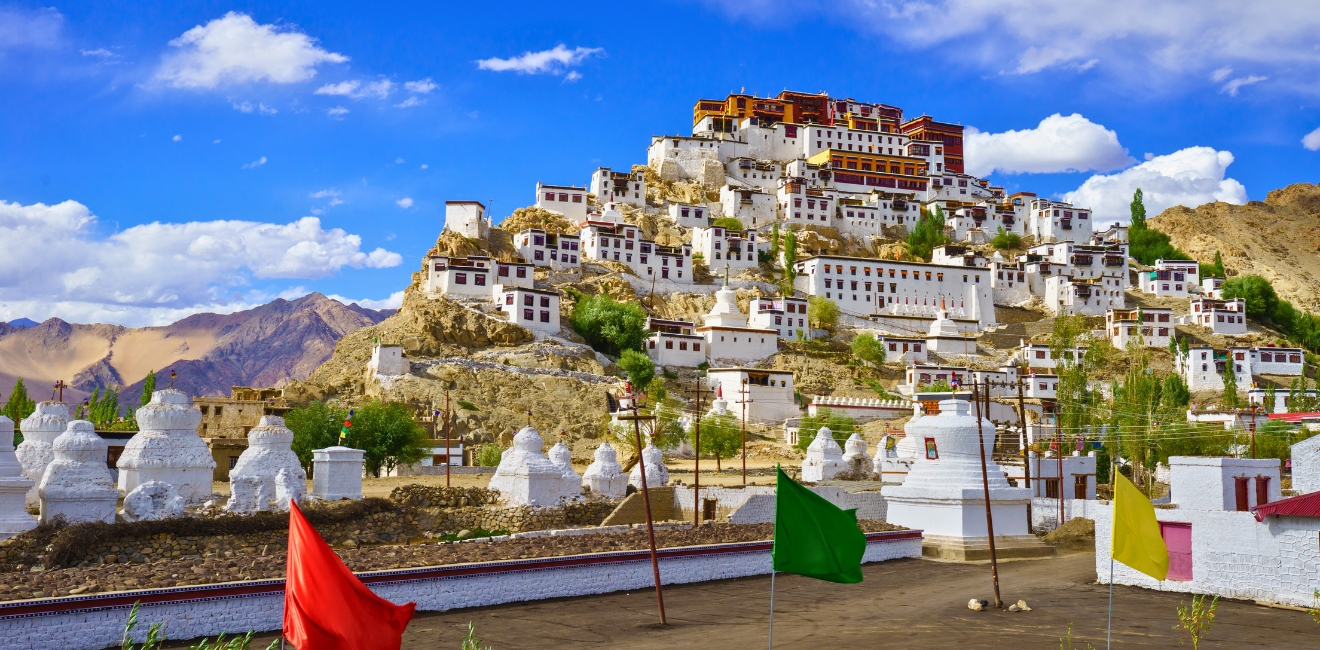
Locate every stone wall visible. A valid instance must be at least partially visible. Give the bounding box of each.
[599,488,676,526]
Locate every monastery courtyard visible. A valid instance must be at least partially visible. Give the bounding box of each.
[161,553,1315,649]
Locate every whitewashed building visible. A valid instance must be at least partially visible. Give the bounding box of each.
[692,225,763,271]
[424,255,533,298]
[930,245,988,268]
[535,183,588,223]
[989,255,1032,305]
[726,157,782,191]
[1176,345,1304,393]
[792,254,995,327]
[443,201,490,239]
[1190,298,1247,335]
[1027,198,1093,243]
[579,205,693,283]
[1045,275,1124,316]
[881,336,928,364]
[778,181,840,227]
[1143,259,1200,298]
[667,202,711,229]
[590,167,646,208]
[515,229,581,270]
[1016,341,1088,369]
[1107,307,1173,349]
[1202,277,1225,299]
[495,288,561,335]
[706,368,799,424]
[697,283,778,364]
[748,296,809,341]
[645,318,705,367]
[719,185,778,229]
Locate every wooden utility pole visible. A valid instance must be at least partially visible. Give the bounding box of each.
[53,380,65,402]
[1057,421,1065,528]
[972,379,1003,609]
[444,390,452,487]
[739,379,753,486]
[621,386,666,624]
[1249,407,1257,459]
[692,378,708,526]
[1016,374,1031,490]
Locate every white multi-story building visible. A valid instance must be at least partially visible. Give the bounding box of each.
[835,197,916,237]
[693,225,763,271]
[645,318,706,367]
[1026,242,1129,288]
[514,229,581,270]
[590,167,647,208]
[696,283,778,364]
[579,205,692,283]
[1143,259,1200,298]
[778,181,840,227]
[1107,308,1173,349]
[647,134,737,185]
[705,368,799,424]
[667,202,711,229]
[1016,341,1088,369]
[748,296,809,341]
[989,256,1032,306]
[792,255,995,327]
[1190,298,1248,335]
[719,185,778,229]
[535,183,588,223]
[726,157,782,191]
[423,255,533,297]
[1202,277,1225,299]
[1027,198,1093,243]
[1176,346,1304,393]
[930,245,988,268]
[881,336,928,364]
[495,288,560,335]
[1045,275,1124,317]
[443,201,490,239]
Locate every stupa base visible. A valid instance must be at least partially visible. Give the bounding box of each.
[921,533,1056,561]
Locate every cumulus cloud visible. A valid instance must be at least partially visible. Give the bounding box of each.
[242,156,267,169]
[1064,147,1247,223]
[396,197,414,208]
[328,290,404,311]
[314,79,393,99]
[965,113,1132,176]
[404,78,436,94]
[477,44,603,77]
[1303,127,1320,152]
[155,12,347,89]
[0,199,402,326]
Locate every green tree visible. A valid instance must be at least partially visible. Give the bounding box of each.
[566,291,649,355]
[906,205,948,261]
[349,399,431,477]
[711,217,744,230]
[1130,188,1147,229]
[783,228,798,283]
[1222,357,1239,409]
[1127,188,1192,265]
[989,227,1022,250]
[1160,373,1190,410]
[286,401,349,472]
[141,370,157,406]
[794,408,857,452]
[808,295,839,331]
[850,333,887,367]
[696,412,742,471]
[770,222,781,259]
[1253,420,1314,462]
[1221,275,1279,318]
[3,378,36,446]
[618,349,655,392]
[1204,251,1226,279]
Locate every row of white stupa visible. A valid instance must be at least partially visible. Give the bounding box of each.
[0,390,366,540]
[488,425,669,506]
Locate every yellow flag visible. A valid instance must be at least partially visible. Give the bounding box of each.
[1111,472,1168,581]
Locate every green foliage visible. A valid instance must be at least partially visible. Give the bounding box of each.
[473,444,506,467]
[850,333,887,367]
[349,399,432,476]
[1127,188,1191,265]
[1222,357,1239,408]
[770,222,780,258]
[906,205,948,261]
[461,622,494,650]
[1204,251,1226,279]
[920,379,953,392]
[1059,622,1095,650]
[3,378,36,445]
[457,400,479,412]
[645,377,667,403]
[864,378,893,399]
[1130,188,1147,229]
[757,249,773,264]
[78,387,122,425]
[618,348,655,390]
[711,217,744,230]
[1288,376,1320,413]
[794,408,856,452]
[1253,420,1315,462]
[783,228,798,283]
[1160,374,1190,410]
[286,401,348,472]
[989,226,1023,250]
[1221,275,1278,318]
[807,295,839,331]
[437,528,509,542]
[1174,594,1219,650]
[141,370,157,407]
[566,290,649,356]
[120,602,277,650]
[696,412,743,471]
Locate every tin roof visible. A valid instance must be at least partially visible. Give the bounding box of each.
[1251,490,1320,521]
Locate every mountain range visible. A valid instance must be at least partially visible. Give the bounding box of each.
[0,293,392,403]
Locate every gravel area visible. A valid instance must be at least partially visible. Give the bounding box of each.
[0,521,903,601]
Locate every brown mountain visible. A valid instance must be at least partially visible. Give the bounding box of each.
[0,293,392,402]
[1150,182,1320,311]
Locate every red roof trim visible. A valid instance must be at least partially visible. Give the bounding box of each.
[1251,490,1320,521]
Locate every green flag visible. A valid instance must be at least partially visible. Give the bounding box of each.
[772,465,866,584]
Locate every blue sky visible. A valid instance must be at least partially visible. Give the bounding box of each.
[1,1,1318,326]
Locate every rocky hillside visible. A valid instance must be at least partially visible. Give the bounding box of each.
[0,293,392,400]
[1150,182,1320,311]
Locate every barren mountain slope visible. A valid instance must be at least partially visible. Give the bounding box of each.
[1149,182,1320,311]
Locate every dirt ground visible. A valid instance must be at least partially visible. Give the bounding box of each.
[161,553,1318,649]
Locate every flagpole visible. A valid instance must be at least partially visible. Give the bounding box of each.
[972,380,1003,609]
[1106,555,1114,650]
[627,385,667,625]
[767,569,775,650]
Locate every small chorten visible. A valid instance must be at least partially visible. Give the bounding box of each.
[703,269,748,329]
[801,426,844,482]
[228,415,306,512]
[0,416,37,539]
[16,401,69,507]
[488,426,566,506]
[582,442,627,498]
[841,433,874,478]
[118,389,215,503]
[628,442,670,489]
[38,420,117,524]
[548,440,583,501]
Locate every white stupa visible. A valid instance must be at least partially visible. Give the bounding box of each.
[628,442,670,489]
[547,441,582,501]
[16,401,69,507]
[488,427,566,506]
[840,433,874,478]
[872,433,916,481]
[881,399,1052,560]
[703,274,748,329]
[0,416,37,539]
[582,442,627,498]
[925,308,976,355]
[801,427,844,482]
[118,389,216,504]
[38,420,117,524]
[228,415,306,511]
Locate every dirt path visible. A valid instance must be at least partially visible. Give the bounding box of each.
[167,552,1317,649]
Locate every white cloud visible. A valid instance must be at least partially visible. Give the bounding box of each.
[213,139,222,144]
[313,78,393,99]
[1210,66,1234,82]
[1064,147,1247,223]
[310,189,339,199]
[0,6,62,50]
[965,113,1132,176]
[404,78,436,94]
[476,44,603,77]
[1220,75,1267,96]
[395,157,405,164]
[1303,127,1320,151]
[394,96,423,108]
[259,103,277,115]
[154,12,347,89]
[242,156,267,169]
[326,106,348,118]
[420,164,428,170]
[233,101,254,113]
[0,199,402,326]
[314,80,358,96]
[564,70,582,82]
[328,290,404,311]
[396,197,414,208]
[172,134,182,142]
[80,48,114,58]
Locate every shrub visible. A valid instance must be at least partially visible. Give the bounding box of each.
[566,290,649,355]
[989,227,1022,250]
[850,333,887,367]
[618,349,655,390]
[286,401,349,472]
[906,205,948,261]
[696,412,742,471]
[808,295,840,331]
[1221,275,1279,318]
[711,217,744,230]
[473,444,506,467]
[794,409,857,452]
[347,400,431,477]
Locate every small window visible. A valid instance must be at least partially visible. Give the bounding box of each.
[523,309,534,321]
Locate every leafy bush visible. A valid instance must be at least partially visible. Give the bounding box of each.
[711,217,744,230]
[696,412,742,471]
[566,290,649,355]
[989,227,1022,250]
[850,333,886,367]
[906,205,948,261]
[808,295,839,331]
[473,444,506,467]
[457,400,479,412]
[794,409,857,452]
[618,349,655,390]
[1221,275,1279,318]
[286,401,348,472]
[347,399,432,477]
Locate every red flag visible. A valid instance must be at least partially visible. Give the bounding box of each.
[283,500,415,649]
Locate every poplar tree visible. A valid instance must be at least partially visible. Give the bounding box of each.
[3,379,36,445]
[1130,188,1147,229]
[141,370,157,406]
[1222,357,1239,409]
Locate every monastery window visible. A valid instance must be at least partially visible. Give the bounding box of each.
[613,239,620,248]
[534,250,544,261]
[694,343,701,351]
[545,192,554,201]
[641,255,648,264]
[825,279,832,288]
[505,295,514,305]
[517,267,527,278]
[851,281,858,290]
[523,294,534,306]
[925,272,932,280]
[865,282,872,291]
[455,273,467,285]
[540,310,551,323]
[540,296,551,308]
[914,343,922,351]
[1291,354,1302,363]
[523,309,534,321]
[572,194,582,203]
[648,340,655,349]
[676,258,683,267]
[937,273,943,281]
[665,340,674,349]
